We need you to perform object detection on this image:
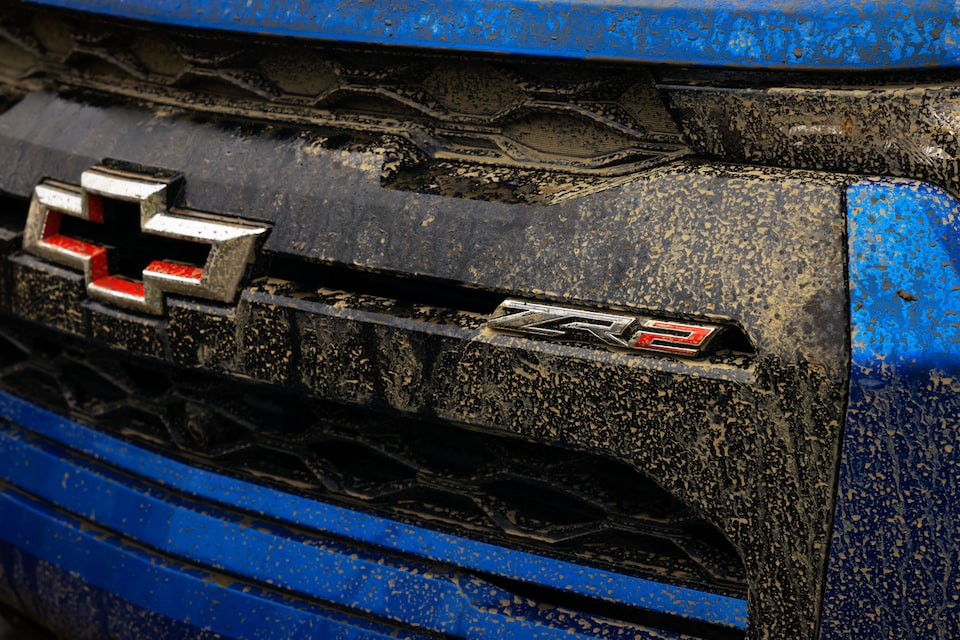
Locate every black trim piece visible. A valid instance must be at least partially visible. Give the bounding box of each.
[268,255,503,316]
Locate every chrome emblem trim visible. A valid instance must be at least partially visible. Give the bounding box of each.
[488,299,722,357]
[24,163,268,315]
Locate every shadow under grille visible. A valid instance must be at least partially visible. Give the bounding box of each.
[0,318,748,604]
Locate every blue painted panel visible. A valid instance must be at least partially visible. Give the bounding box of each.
[820,179,960,639]
[22,0,960,69]
[0,488,430,640]
[0,390,748,632]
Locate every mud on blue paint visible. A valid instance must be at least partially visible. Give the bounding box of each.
[820,179,960,639]
[22,0,960,70]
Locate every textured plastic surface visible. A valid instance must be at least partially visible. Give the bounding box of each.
[22,0,960,69]
[820,179,960,638]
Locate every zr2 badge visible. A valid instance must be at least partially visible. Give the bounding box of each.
[488,299,723,357]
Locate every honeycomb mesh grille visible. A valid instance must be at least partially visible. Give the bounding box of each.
[0,6,688,178]
[0,319,747,598]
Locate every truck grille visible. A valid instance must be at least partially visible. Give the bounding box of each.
[0,318,747,602]
[0,5,689,205]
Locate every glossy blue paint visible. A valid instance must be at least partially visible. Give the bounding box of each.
[820,179,960,639]
[24,0,960,69]
[0,489,417,640]
[0,391,748,635]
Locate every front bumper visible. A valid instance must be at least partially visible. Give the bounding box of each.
[0,388,746,639]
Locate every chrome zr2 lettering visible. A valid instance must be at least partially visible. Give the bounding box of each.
[488,299,723,358]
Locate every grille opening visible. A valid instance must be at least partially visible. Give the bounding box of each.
[676,524,748,585]
[0,40,36,72]
[99,405,169,442]
[501,111,642,160]
[709,324,755,355]
[118,360,173,397]
[0,329,29,367]
[321,93,432,120]
[483,476,606,529]
[60,362,128,407]
[181,403,254,451]
[3,325,62,360]
[64,53,142,83]
[268,255,503,316]
[309,440,419,487]
[0,193,28,236]
[257,49,340,97]
[174,74,276,101]
[1,368,67,413]
[441,134,502,151]
[0,318,749,602]
[576,461,684,518]
[59,199,211,281]
[130,33,189,77]
[391,486,490,524]
[232,389,316,433]
[219,447,318,485]
[175,386,321,438]
[577,530,697,571]
[411,427,490,475]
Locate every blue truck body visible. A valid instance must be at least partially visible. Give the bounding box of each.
[25,0,960,68]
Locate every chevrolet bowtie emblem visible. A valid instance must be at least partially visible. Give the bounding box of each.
[23,162,268,314]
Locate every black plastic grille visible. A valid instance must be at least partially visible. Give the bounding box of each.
[0,6,688,182]
[0,318,747,599]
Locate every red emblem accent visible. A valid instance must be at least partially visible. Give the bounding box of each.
[632,321,718,356]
